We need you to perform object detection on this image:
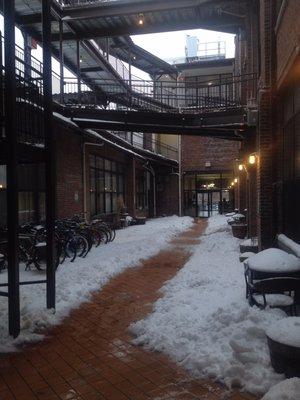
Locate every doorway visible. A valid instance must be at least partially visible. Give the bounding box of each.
[197,190,220,218]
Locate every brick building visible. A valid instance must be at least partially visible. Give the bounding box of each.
[234,0,300,248]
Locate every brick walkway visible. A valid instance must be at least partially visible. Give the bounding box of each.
[0,220,257,400]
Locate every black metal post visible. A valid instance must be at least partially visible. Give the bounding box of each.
[42,0,56,310]
[4,0,20,338]
[76,39,81,102]
[22,31,32,81]
[59,20,64,104]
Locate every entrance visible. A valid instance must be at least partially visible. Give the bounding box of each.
[197,190,220,217]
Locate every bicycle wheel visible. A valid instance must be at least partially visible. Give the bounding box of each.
[76,234,89,257]
[65,238,78,262]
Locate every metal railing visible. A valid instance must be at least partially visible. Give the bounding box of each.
[113,132,178,161]
[57,0,110,6]
[0,66,45,146]
[59,73,258,113]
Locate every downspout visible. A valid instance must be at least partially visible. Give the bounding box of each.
[82,142,104,222]
[178,134,182,216]
[142,162,156,217]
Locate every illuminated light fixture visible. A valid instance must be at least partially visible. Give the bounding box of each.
[138,13,144,25]
[208,82,213,86]
[248,153,257,165]
[238,164,244,171]
[234,178,238,183]
[0,184,3,189]
[231,181,235,186]
[79,55,83,63]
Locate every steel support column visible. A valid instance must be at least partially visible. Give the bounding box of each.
[42,0,56,309]
[59,20,64,104]
[4,0,20,338]
[76,39,81,101]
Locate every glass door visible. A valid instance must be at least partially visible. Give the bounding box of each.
[197,191,211,217]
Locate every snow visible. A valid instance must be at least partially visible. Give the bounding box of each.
[130,215,287,395]
[247,248,300,273]
[261,378,300,400]
[241,238,258,246]
[277,234,300,258]
[0,216,193,352]
[266,317,300,347]
[240,252,256,259]
[253,294,294,307]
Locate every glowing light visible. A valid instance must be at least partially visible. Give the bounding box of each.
[238,164,243,171]
[0,184,3,189]
[231,181,235,186]
[249,154,256,165]
[138,14,144,25]
[234,178,238,183]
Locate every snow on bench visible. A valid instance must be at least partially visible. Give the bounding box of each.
[277,234,300,258]
[247,248,300,273]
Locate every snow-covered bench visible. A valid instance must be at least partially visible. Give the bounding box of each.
[277,234,300,258]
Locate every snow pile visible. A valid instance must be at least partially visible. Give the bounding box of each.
[261,378,300,400]
[131,215,286,395]
[0,216,193,352]
[266,317,300,347]
[277,234,300,258]
[247,248,300,273]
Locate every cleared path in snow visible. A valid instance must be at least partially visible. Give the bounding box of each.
[0,219,256,400]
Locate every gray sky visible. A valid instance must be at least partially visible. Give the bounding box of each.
[132,28,235,61]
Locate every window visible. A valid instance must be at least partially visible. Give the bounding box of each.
[90,156,125,216]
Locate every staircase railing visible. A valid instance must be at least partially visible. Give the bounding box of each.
[60,73,258,113]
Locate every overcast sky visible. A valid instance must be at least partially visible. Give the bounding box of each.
[132,28,235,61]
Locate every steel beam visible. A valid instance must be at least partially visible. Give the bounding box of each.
[61,0,210,21]
[42,0,56,310]
[4,0,20,338]
[51,15,240,41]
[73,118,242,140]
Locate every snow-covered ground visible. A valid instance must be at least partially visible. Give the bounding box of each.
[131,215,288,396]
[0,216,193,352]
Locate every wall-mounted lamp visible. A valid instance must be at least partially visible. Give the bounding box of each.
[234,178,238,183]
[238,164,244,171]
[138,13,144,26]
[248,153,257,165]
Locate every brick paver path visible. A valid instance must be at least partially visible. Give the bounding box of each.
[0,220,257,400]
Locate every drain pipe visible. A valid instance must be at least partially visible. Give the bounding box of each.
[142,162,156,217]
[178,135,182,216]
[83,142,104,222]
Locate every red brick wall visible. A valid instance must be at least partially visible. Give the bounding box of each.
[56,128,84,219]
[181,136,240,172]
[276,0,300,86]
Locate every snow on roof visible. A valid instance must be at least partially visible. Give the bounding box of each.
[266,317,300,347]
[53,112,78,127]
[261,378,300,400]
[85,129,145,159]
[277,234,300,258]
[247,248,300,273]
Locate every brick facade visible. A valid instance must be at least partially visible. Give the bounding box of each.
[56,127,84,219]
[181,136,240,172]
